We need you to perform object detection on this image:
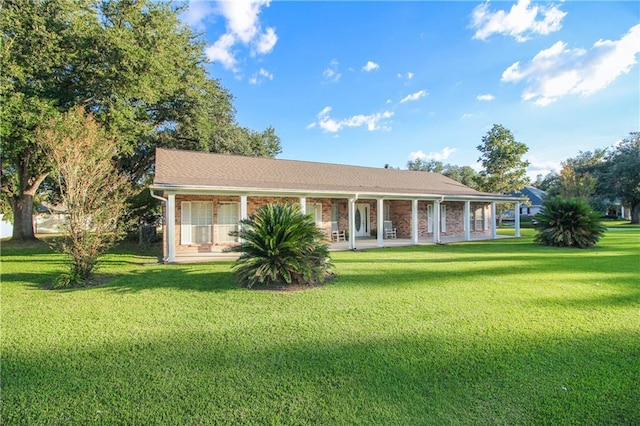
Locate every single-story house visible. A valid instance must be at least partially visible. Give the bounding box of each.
[150,148,525,263]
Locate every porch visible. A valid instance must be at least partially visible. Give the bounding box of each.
[173,233,512,263]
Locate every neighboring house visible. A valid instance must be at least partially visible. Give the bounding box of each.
[150,148,525,263]
[511,186,547,218]
[34,203,67,234]
[0,214,12,239]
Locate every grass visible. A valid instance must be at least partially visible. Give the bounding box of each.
[2,230,639,424]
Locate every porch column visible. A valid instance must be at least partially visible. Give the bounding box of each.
[377,198,384,247]
[491,202,497,239]
[464,201,471,241]
[348,198,356,250]
[299,197,306,214]
[166,193,176,263]
[411,199,419,244]
[240,195,248,220]
[433,200,441,243]
[514,201,521,237]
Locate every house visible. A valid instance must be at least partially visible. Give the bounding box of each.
[150,148,525,263]
[512,186,547,217]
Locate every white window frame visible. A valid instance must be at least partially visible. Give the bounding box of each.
[181,201,213,245]
[217,202,239,243]
[428,204,446,233]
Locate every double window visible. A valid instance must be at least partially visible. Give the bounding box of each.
[180,201,238,245]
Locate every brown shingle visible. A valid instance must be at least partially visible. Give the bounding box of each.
[153,148,494,198]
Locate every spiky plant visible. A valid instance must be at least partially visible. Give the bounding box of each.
[533,197,606,248]
[228,203,333,288]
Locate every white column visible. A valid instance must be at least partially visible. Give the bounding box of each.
[299,197,306,214]
[412,199,419,244]
[348,198,356,250]
[464,201,471,241]
[377,198,384,247]
[514,201,521,237]
[240,195,248,220]
[491,202,497,239]
[166,193,176,263]
[433,200,441,243]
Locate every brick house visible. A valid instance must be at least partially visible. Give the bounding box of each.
[150,148,524,262]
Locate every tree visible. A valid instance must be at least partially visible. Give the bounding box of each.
[36,108,132,287]
[533,197,606,248]
[407,158,444,173]
[441,165,481,190]
[476,124,530,224]
[228,203,333,289]
[1,0,280,240]
[604,132,640,223]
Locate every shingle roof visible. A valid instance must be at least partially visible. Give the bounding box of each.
[512,186,547,205]
[152,148,509,199]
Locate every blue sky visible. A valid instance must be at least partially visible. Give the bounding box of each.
[180,0,640,180]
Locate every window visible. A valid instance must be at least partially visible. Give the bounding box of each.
[384,203,390,221]
[471,206,485,231]
[181,201,213,245]
[428,204,446,233]
[331,204,339,222]
[217,202,239,243]
[306,202,322,227]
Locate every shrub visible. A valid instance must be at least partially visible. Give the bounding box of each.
[229,203,333,288]
[533,197,606,248]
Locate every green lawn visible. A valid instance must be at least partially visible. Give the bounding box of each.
[2,230,639,424]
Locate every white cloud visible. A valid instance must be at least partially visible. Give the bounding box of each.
[525,155,561,180]
[461,113,474,119]
[502,24,640,105]
[201,0,277,72]
[253,27,278,55]
[180,1,216,31]
[362,61,380,72]
[400,90,428,103]
[308,107,393,133]
[470,0,566,42]
[249,68,274,85]
[408,147,458,161]
[323,59,341,82]
[204,33,238,71]
[477,94,495,101]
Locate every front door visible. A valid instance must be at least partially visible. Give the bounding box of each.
[354,203,370,237]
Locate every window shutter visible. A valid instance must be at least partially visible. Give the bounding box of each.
[427,205,433,233]
[484,205,489,231]
[181,202,192,245]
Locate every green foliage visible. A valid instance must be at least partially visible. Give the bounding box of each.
[407,160,481,189]
[0,0,281,240]
[37,108,132,286]
[604,132,640,224]
[229,203,333,288]
[534,197,606,248]
[476,124,530,195]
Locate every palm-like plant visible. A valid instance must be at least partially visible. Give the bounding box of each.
[533,197,606,248]
[228,203,333,288]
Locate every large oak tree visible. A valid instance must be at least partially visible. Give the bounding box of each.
[1,0,280,240]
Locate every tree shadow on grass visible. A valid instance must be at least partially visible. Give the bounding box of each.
[3,329,638,424]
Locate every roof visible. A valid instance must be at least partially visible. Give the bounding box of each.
[152,148,520,201]
[512,186,547,205]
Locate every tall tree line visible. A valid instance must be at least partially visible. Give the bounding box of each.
[1,0,281,240]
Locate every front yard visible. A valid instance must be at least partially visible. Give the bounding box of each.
[2,230,639,424]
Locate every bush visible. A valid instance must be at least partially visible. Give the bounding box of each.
[533,197,606,248]
[228,203,333,288]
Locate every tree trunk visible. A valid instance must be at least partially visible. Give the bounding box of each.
[631,202,640,225]
[10,193,37,240]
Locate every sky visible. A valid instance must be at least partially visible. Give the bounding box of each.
[179,0,640,180]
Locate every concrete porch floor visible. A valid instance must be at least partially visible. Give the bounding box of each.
[173,234,513,263]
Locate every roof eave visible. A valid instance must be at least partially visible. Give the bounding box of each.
[149,183,525,203]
